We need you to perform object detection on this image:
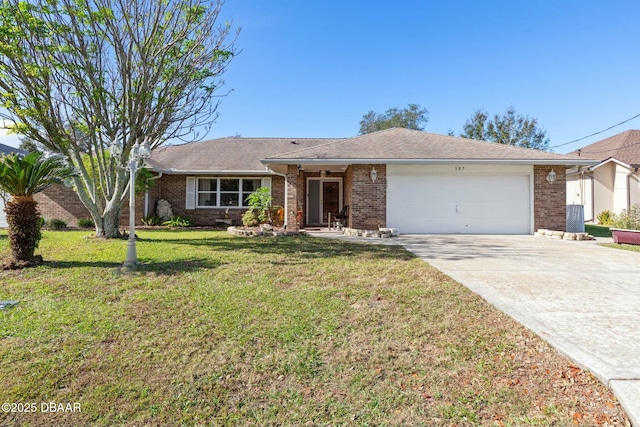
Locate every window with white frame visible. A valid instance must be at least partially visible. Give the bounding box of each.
[196,177,265,207]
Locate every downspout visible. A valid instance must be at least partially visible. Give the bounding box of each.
[577,167,593,222]
[144,171,163,217]
[578,167,584,206]
[267,167,288,229]
[628,168,639,210]
[589,174,595,223]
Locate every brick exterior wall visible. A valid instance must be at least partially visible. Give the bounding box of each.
[34,185,92,227]
[297,170,347,227]
[285,165,302,230]
[34,165,566,233]
[534,165,567,231]
[148,174,286,227]
[344,167,353,228]
[345,164,386,230]
[34,184,144,227]
[147,174,187,220]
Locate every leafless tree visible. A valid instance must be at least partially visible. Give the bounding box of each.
[0,0,239,237]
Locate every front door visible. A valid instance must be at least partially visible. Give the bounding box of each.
[307,178,342,225]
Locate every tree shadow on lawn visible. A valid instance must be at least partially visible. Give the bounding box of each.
[142,234,416,261]
[142,232,537,263]
[45,258,223,275]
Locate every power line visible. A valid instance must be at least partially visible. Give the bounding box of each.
[549,112,640,150]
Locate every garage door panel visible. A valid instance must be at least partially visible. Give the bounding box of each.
[387,171,531,234]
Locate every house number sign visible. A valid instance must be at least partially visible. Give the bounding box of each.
[455,166,465,171]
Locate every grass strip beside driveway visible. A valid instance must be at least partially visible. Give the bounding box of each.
[586,224,612,238]
[0,230,629,426]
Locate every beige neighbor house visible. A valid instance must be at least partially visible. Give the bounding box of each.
[35,128,597,234]
[566,129,640,223]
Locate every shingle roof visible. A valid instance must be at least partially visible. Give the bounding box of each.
[264,128,596,165]
[0,143,27,157]
[148,136,340,172]
[569,129,640,166]
[148,128,597,172]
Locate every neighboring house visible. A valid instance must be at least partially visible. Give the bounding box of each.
[0,143,28,228]
[566,129,640,222]
[141,127,595,234]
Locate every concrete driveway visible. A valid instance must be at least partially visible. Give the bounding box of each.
[396,234,640,426]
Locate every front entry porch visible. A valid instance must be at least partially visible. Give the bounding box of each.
[305,177,343,227]
[281,163,386,231]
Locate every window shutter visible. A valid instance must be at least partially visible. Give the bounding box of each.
[185,177,196,210]
[261,177,272,191]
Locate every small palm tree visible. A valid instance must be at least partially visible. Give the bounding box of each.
[0,152,75,266]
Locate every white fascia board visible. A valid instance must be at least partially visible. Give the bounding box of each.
[261,158,600,166]
[590,157,632,171]
[146,168,275,175]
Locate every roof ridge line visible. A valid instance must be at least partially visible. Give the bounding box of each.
[263,136,352,158]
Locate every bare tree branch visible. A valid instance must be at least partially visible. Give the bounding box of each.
[0,0,239,236]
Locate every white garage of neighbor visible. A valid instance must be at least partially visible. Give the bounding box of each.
[0,198,6,228]
[387,164,533,234]
[1,142,28,228]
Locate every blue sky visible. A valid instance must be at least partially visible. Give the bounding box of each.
[2,0,639,154]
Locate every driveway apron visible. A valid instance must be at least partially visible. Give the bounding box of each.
[395,234,640,426]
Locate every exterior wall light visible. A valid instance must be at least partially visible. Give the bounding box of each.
[546,168,557,184]
[370,167,378,183]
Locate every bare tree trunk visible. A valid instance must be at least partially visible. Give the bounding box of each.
[94,205,122,238]
[70,172,127,238]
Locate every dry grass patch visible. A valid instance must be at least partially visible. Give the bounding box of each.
[0,230,630,426]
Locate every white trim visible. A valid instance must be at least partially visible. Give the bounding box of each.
[195,176,265,208]
[262,158,599,166]
[185,177,196,210]
[149,168,274,175]
[590,157,633,171]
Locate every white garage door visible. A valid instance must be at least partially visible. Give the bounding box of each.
[387,165,532,234]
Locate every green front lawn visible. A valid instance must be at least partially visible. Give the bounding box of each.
[602,242,640,253]
[0,230,628,426]
[585,223,612,238]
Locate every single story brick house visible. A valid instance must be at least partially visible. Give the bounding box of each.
[139,127,596,234]
[566,129,640,222]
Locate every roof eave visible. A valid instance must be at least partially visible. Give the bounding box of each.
[590,157,634,171]
[261,158,600,166]
[146,166,272,175]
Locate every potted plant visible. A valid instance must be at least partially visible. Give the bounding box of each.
[610,205,640,245]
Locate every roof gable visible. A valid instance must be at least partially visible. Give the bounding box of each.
[570,129,640,166]
[148,136,340,172]
[149,128,597,173]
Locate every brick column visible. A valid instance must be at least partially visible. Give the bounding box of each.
[534,165,566,231]
[286,165,301,230]
[349,164,386,230]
